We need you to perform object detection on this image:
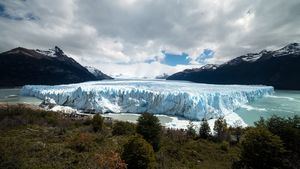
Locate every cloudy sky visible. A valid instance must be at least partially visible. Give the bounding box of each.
[0,0,299,78]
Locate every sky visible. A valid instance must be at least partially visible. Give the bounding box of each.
[0,0,299,78]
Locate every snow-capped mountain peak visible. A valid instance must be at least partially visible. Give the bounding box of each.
[35,46,67,57]
[273,43,300,57]
[200,64,218,70]
[85,66,113,80]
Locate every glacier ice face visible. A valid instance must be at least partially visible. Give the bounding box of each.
[20,80,274,121]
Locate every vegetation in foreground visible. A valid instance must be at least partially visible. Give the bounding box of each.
[0,104,299,169]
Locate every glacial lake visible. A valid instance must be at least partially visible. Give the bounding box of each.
[1,87,300,126]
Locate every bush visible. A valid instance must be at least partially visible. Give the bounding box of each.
[0,104,60,128]
[165,128,188,144]
[235,127,287,169]
[199,119,211,139]
[136,113,161,151]
[122,136,156,169]
[219,141,229,152]
[69,132,94,152]
[95,151,127,169]
[92,114,104,132]
[112,121,136,136]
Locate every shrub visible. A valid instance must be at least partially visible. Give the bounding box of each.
[219,141,229,152]
[69,132,94,152]
[112,121,136,136]
[136,113,161,151]
[0,104,63,128]
[122,136,156,169]
[234,127,287,169]
[92,114,104,132]
[199,119,211,139]
[165,128,188,144]
[95,151,127,169]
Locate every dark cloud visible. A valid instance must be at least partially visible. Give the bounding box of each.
[0,2,39,21]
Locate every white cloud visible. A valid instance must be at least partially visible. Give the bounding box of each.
[0,0,299,78]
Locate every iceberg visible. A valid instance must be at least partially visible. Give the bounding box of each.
[21,80,274,121]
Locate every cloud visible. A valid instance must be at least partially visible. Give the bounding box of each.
[195,49,215,64]
[0,2,39,21]
[0,0,299,78]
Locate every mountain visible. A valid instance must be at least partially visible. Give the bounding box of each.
[167,43,300,90]
[85,66,113,80]
[0,46,112,87]
[155,73,169,79]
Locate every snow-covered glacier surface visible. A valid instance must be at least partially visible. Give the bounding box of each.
[21,80,274,122]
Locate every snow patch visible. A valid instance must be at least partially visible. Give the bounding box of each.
[35,49,56,57]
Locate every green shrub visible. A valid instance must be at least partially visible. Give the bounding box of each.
[92,114,104,132]
[122,136,156,169]
[112,121,136,136]
[220,141,229,152]
[136,113,161,151]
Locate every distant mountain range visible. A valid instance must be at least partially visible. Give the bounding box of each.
[0,46,112,87]
[167,43,300,90]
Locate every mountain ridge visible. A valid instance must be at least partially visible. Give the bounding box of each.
[167,43,300,90]
[0,46,112,87]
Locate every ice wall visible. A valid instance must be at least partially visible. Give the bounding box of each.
[21,80,274,120]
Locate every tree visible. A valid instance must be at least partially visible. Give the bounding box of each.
[231,120,243,143]
[199,119,211,139]
[136,113,161,151]
[235,127,287,169]
[92,114,104,132]
[255,115,300,154]
[213,117,227,141]
[122,136,156,169]
[186,121,197,139]
[254,116,266,128]
[266,115,300,154]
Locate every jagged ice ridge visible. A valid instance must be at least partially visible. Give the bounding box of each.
[21,80,274,121]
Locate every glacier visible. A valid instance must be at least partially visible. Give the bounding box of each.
[20,79,274,122]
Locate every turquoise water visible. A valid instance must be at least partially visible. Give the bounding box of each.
[235,90,300,125]
[0,88,42,105]
[1,88,299,126]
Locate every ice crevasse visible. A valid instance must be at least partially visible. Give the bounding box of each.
[21,80,274,121]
